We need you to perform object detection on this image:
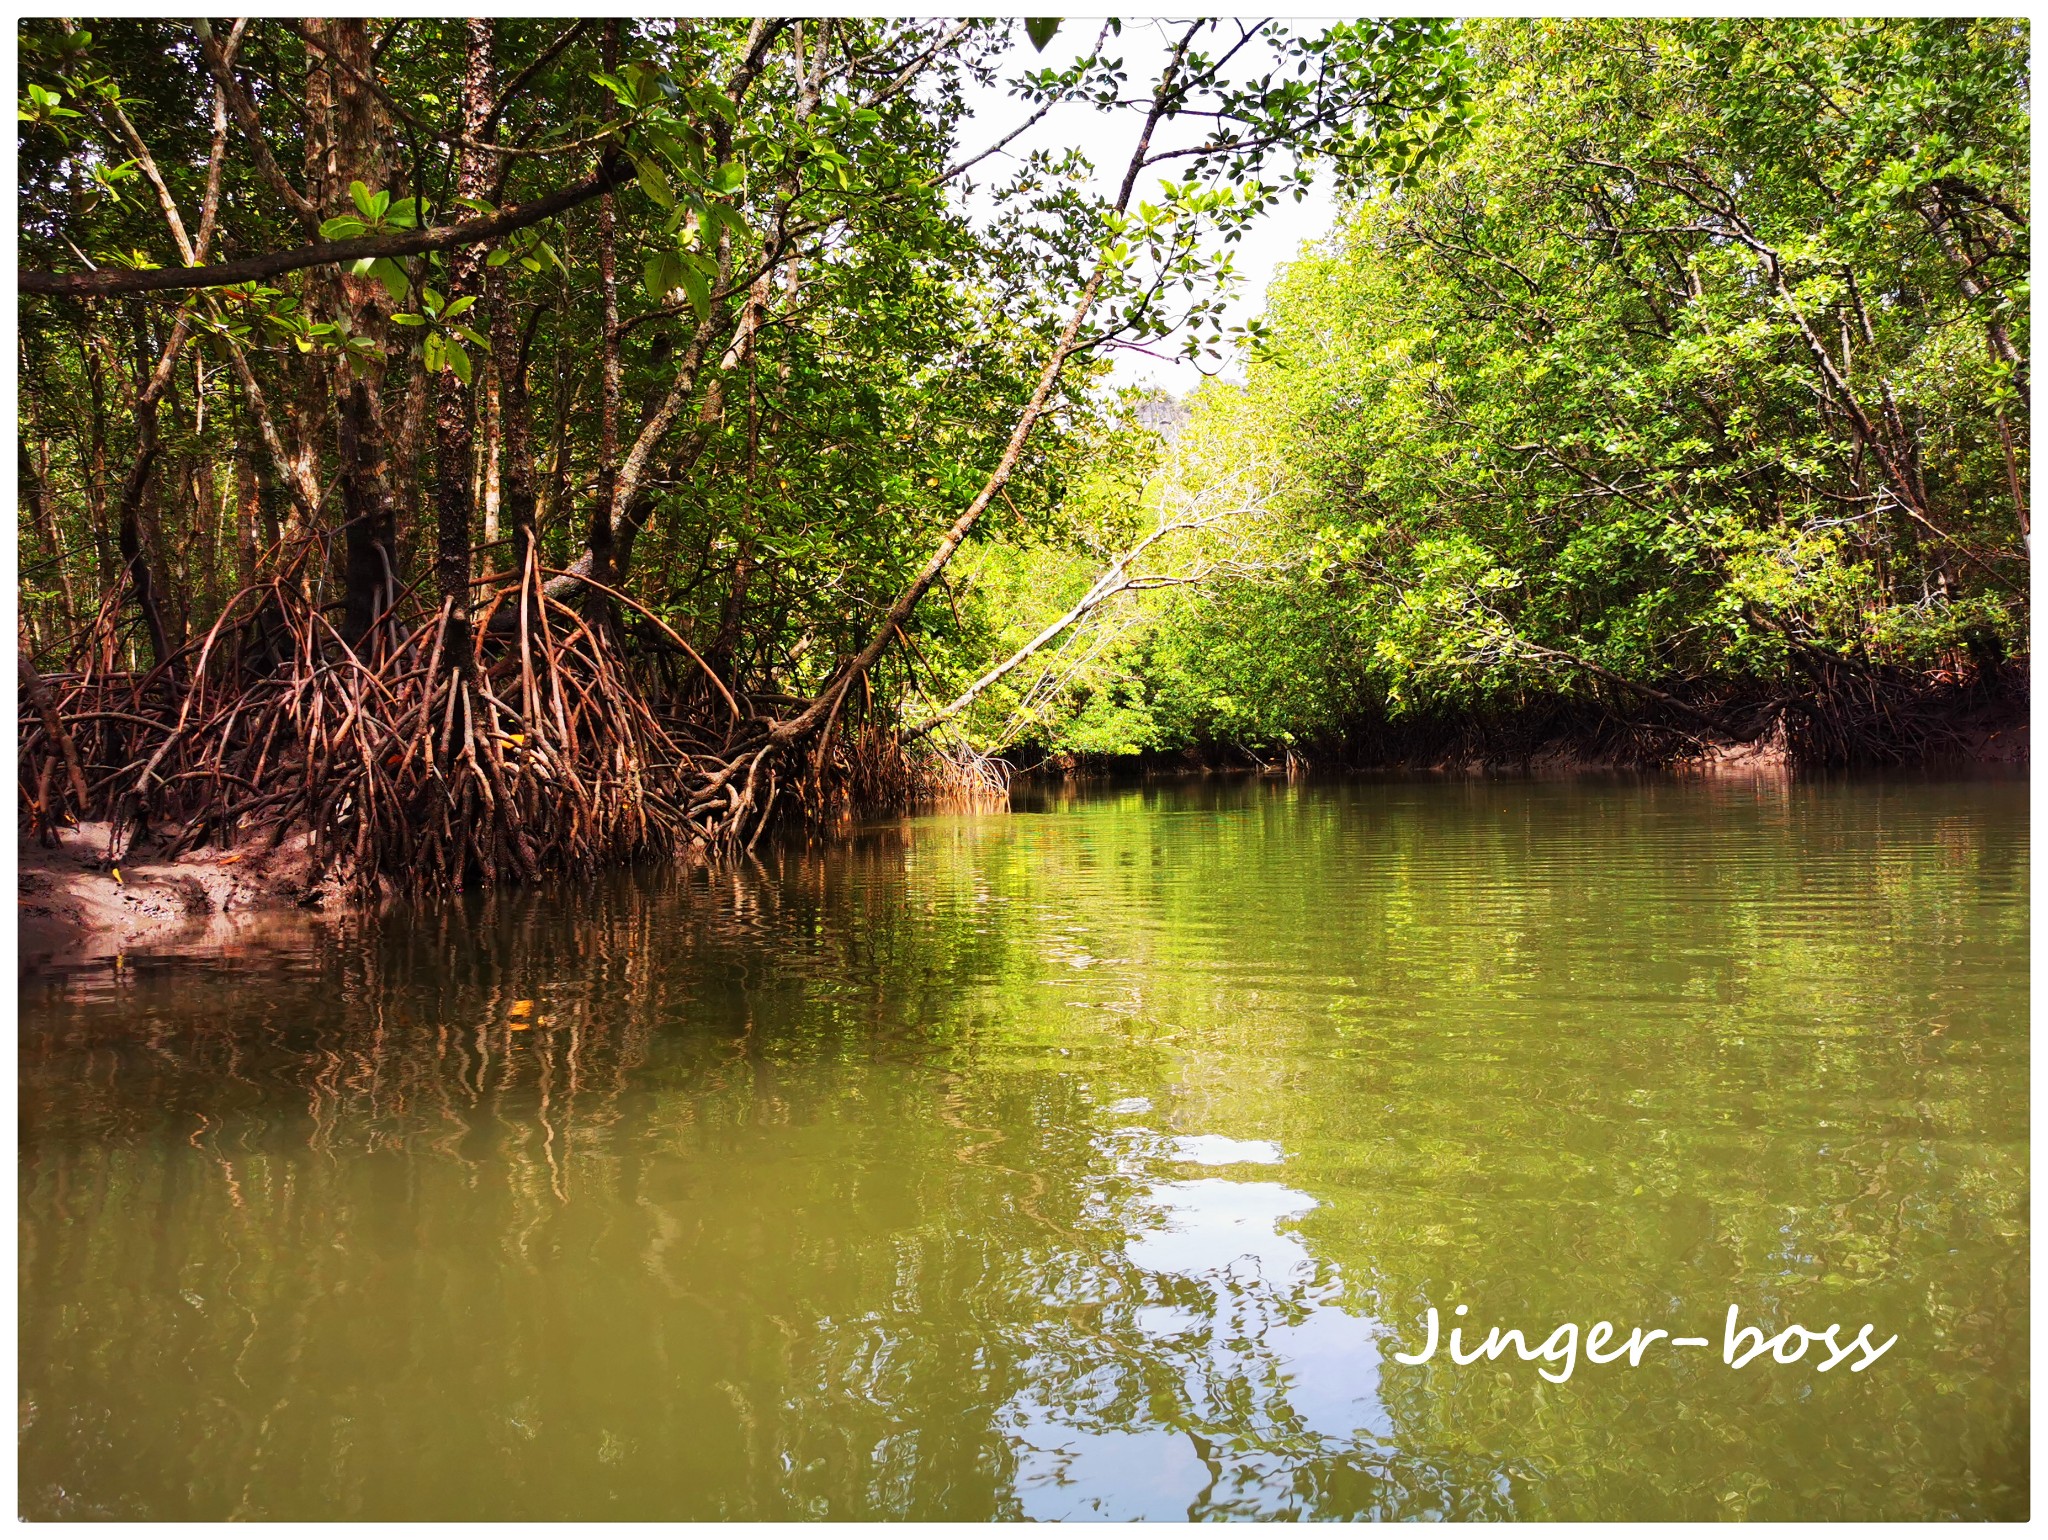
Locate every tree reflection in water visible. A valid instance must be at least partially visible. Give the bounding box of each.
[19,778,2028,1520]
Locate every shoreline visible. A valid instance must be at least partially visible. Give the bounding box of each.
[19,725,2026,969]
[1006,699,2030,782]
[17,821,362,972]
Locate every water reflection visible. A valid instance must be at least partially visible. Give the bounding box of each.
[1014,1156,1370,1521]
[19,776,2028,1520]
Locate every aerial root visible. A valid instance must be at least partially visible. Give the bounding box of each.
[13,566,937,897]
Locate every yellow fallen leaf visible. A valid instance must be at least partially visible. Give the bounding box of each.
[509,999,534,1017]
[111,867,122,885]
[509,1021,532,1032]
[506,733,526,746]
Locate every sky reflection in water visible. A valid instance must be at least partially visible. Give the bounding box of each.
[18,776,2029,1521]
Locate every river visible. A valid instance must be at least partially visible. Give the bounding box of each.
[18,774,2028,1519]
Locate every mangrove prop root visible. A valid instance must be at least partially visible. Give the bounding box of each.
[15,572,997,897]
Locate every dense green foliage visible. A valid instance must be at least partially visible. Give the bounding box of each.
[936,19,2028,762]
[15,17,2026,808]
[17,17,1460,699]
[19,20,1067,672]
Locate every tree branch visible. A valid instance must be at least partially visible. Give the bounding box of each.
[21,155,632,299]
[479,19,592,140]
[779,22,1206,748]
[908,513,1234,737]
[194,17,323,237]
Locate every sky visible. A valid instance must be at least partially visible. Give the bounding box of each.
[948,19,1341,400]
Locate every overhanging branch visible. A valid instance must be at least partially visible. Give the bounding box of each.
[21,153,630,300]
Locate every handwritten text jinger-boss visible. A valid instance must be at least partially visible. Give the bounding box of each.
[1391,1305,1897,1384]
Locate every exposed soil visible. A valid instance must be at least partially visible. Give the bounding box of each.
[17,821,362,969]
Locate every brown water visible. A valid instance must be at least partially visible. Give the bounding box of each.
[18,775,2028,1520]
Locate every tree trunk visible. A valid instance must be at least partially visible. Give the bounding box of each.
[541,322,572,532]
[336,380,401,648]
[430,17,496,673]
[480,356,503,545]
[392,332,431,579]
[235,444,262,588]
[190,455,221,621]
[114,424,174,673]
[20,440,79,645]
[586,19,624,608]
[77,332,119,592]
[488,263,539,571]
[305,17,405,651]
[116,301,180,675]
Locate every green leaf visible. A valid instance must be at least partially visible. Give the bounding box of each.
[635,155,675,209]
[320,215,368,241]
[441,294,476,318]
[622,62,658,107]
[1025,18,1061,51]
[370,257,411,305]
[453,325,491,350]
[446,341,473,386]
[349,180,376,219]
[677,264,710,320]
[648,125,703,179]
[702,201,748,250]
[643,250,684,302]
